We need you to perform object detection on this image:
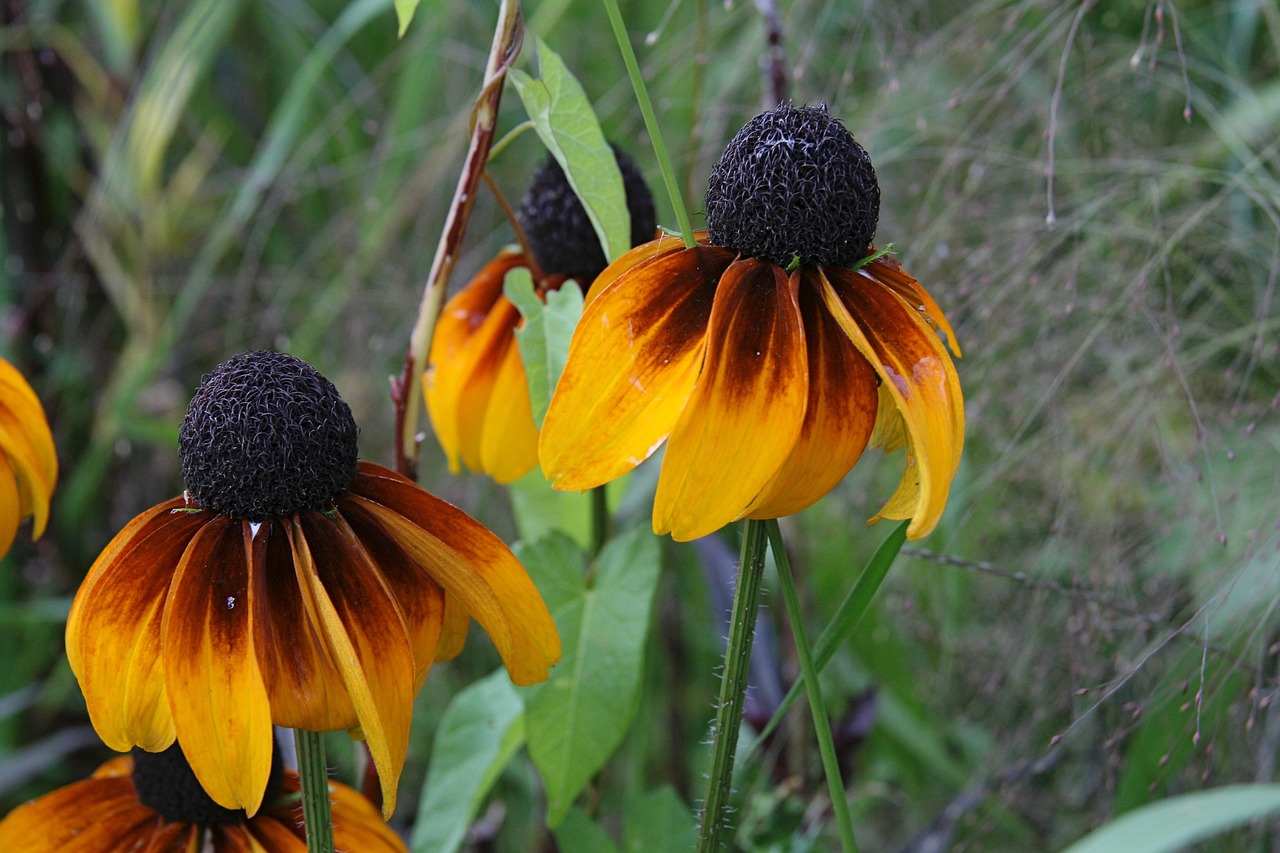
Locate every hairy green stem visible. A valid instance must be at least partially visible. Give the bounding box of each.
[767,520,859,852]
[601,0,696,247]
[295,729,335,853]
[697,518,769,851]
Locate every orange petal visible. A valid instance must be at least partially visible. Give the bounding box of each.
[821,267,965,539]
[540,244,736,490]
[434,592,471,662]
[0,773,184,853]
[328,778,411,852]
[339,500,446,687]
[0,452,18,558]
[866,254,962,358]
[161,518,274,815]
[653,258,809,540]
[477,333,540,483]
[66,501,206,753]
[251,521,356,732]
[745,271,879,519]
[289,512,417,818]
[346,463,560,685]
[581,231,707,306]
[0,374,57,539]
[425,253,527,474]
[243,818,308,852]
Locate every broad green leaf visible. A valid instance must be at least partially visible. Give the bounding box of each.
[410,670,526,853]
[1061,785,1280,853]
[554,808,620,853]
[504,267,584,428]
[509,39,630,262]
[394,0,419,36]
[624,786,697,853]
[518,527,662,826]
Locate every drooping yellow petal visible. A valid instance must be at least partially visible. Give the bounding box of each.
[289,512,416,819]
[250,520,356,733]
[434,592,471,662]
[866,255,962,358]
[346,463,560,685]
[745,271,879,519]
[339,499,446,687]
[653,258,808,540]
[820,267,965,539]
[66,500,207,754]
[161,518,273,815]
[0,357,57,532]
[425,253,527,474]
[0,453,18,558]
[477,332,540,483]
[327,777,413,852]
[581,232,701,306]
[540,244,736,490]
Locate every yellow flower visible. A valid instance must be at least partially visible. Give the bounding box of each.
[540,103,964,541]
[0,356,57,557]
[0,744,408,852]
[66,351,560,818]
[426,150,656,483]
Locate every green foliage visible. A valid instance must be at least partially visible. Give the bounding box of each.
[518,527,662,826]
[510,38,631,263]
[410,670,525,853]
[1062,786,1280,853]
[503,267,584,429]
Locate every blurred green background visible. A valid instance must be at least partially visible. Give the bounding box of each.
[2,0,1278,850]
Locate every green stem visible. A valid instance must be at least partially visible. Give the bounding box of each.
[295,729,335,853]
[766,520,859,853]
[744,519,908,759]
[697,518,769,852]
[601,0,696,247]
[590,486,610,557]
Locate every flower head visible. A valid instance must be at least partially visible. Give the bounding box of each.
[540,102,964,541]
[425,149,656,482]
[0,743,408,852]
[0,356,57,557]
[67,351,560,817]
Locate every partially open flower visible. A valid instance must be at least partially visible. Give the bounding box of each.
[0,743,408,851]
[66,351,560,817]
[425,149,656,482]
[0,357,57,557]
[540,103,964,541]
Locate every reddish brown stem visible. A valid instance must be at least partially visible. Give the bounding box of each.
[391,0,525,479]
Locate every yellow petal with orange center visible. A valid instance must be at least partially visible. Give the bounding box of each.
[288,513,416,819]
[0,383,57,538]
[654,258,809,541]
[0,453,18,558]
[745,271,879,519]
[346,464,560,685]
[820,267,964,539]
[250,520,356,733]
[581,232,705,306]
[434,592,471,662]
[540,244,736,490]
[425,253,527,474]
[478,332,540,483]
[67,500,206,754]
[162,518,273,815]
[867,255,962,358]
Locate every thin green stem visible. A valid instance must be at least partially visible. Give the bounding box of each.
[743,519,908,759]
[767,520,859,853]
[590,486,610,557]
[294,729,335,853]
[697,518,769,852]
[601,0,696,247]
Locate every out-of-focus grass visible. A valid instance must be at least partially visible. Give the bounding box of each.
[1,0,1278,849]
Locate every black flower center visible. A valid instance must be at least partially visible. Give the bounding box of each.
[518,147,657,284]
[705,102,880,269]
[131,743,283,826]
[178,351,359,521]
